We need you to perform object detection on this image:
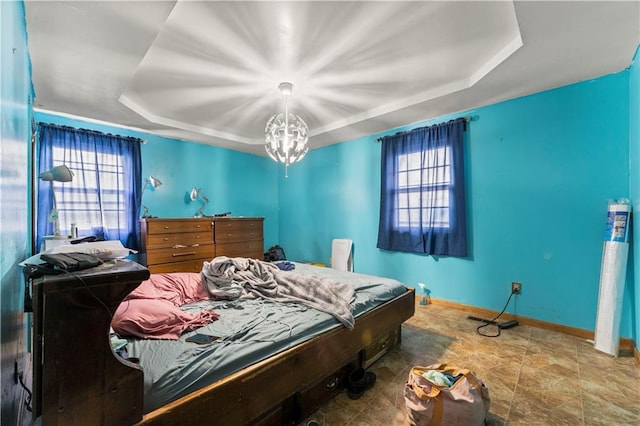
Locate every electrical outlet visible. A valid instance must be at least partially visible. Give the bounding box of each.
[511,282,521,295]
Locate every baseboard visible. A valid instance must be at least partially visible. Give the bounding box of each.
[425,296,638,362]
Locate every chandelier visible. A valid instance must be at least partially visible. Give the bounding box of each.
[265,82,309,177]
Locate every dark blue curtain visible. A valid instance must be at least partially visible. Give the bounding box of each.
[377,118,467,256]
[36,123,142,251]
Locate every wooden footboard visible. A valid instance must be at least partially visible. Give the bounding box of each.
[138,288,415,426]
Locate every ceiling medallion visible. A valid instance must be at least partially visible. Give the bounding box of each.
[265,82,309,177]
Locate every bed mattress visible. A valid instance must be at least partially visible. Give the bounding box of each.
[124,262,408,412]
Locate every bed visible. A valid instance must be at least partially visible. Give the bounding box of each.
[32,258,415,425]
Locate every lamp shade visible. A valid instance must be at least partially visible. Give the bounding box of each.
[190,187,199,201]
[265,112,309,165]
[265,82,309,174]
[39,165,73,182]
[147,176,162,188]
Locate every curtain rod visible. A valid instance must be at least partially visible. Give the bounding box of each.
[375,116,474,143]
[37,122,147,144]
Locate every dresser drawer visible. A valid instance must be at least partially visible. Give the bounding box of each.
[140,218,263,273]
[361,326,400,368]
[146,243,214,266]
[146,232,211,249]
[216,241,264,259]
[294,364,351,421]
[148,259,207,274]
[214,220,263,243]
[147,219,212,235]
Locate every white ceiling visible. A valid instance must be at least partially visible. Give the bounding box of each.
[25,1,640,156]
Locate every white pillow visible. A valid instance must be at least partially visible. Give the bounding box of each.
[46,240,133,259]
[20,240,134,266]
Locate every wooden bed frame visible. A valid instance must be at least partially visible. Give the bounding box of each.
[32,259,415,425]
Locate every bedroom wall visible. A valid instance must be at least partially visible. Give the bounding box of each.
[278,71,634,337]
[34,112,281,250]
[1,1,32,422]
[629,45,639,347]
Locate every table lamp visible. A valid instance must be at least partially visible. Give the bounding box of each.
[39,165,73,236]
[190,187,209,218]
[141,176,162,217]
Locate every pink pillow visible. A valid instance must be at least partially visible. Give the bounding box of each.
[127,273,210,306]
[112,298,219,340]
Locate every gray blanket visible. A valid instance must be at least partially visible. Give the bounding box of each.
[201,257,356,329]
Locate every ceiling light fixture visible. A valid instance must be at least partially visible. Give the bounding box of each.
[265,82,309,177]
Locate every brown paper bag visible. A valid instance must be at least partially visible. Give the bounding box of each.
[404,363,490,426]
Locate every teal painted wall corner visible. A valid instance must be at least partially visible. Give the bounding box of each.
[34,111,281,250]
[279,70,634,338]
[1,1,32,422]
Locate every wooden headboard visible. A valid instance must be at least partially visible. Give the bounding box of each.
[32,259,149,425]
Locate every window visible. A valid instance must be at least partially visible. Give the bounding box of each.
[36,123,142,251]
[377,118,467,256]
[397,147,451,229]
[52,147,129,238]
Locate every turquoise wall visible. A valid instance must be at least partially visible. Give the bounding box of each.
[0,1,32,422]
[629,46,640,346]
[18,11,640,344]
[279,72,633,336]
[34,112,281,249]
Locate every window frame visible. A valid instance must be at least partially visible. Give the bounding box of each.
[51,146,129,237]
[377,117,467,256]
[395,146,452,231]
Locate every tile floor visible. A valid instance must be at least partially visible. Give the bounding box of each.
[301,302,640,426]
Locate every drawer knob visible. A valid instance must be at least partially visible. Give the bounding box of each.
[326,377,339,391]
[163,237,168,241]
[164,226,169,229]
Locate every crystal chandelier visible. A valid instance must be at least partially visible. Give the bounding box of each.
[265,82,309,177]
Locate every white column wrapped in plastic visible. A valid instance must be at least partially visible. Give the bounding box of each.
[593,201,631,356]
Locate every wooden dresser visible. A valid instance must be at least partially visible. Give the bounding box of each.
[213,217,264,259]
[139,217,264,273]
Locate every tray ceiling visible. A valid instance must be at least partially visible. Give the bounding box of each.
[25,1,640,156]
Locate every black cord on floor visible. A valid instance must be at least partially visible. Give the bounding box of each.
[476,291,515,338]
[18,372,32,412]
